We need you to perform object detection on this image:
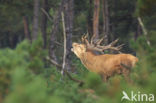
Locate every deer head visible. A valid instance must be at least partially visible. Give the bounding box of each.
[71,43,86,58]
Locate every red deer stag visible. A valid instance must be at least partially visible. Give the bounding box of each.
[71,34,138,82]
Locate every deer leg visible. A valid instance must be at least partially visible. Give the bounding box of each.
[122,69,133,84]
[100,74,108,82]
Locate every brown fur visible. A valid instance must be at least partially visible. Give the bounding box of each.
[71,43,138,82]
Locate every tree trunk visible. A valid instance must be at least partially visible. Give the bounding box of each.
[134,21,142,41]
[87,0,93,35]
[63,0,74,71]
[32,0,40,40]
[23,16,32,42]
[41,0,49,48]
[92,0,100,42]
[102,0,109,44]
[110,0,117,42]
[49,0,65,62]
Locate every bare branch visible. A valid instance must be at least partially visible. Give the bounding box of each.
[137,17,151,46]
[52,41,63,47]
[41,8,53,22]
[137,17,147,36]
[61,12,66,75]
[41,8,63,47]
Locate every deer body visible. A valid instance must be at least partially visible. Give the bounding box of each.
[72,43,138,82]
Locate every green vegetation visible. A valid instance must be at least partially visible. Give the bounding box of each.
[0,0,155,103]
[0,35,155,103]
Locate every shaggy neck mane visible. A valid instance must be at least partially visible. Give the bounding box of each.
[79,51,97,72]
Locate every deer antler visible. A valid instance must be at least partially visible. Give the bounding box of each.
[81,33,124,53]
[81,33,90,46]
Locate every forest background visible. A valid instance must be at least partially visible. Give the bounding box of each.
[0,0,156,103]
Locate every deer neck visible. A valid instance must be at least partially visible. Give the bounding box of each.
[79,51,96,71]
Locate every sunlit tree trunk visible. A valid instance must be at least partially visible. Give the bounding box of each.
[102,0,109,44]
[92,0,100,42]
[23,16,31,42]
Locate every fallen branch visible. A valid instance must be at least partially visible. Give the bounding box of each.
[46,56,62,68]
[64,70,84,86]
[46,57,84,86]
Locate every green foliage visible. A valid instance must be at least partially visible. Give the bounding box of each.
[4,68,64,103]
[0,39,96,103]
[136,0,156,17]
[0,35,155,103]
[0,0,156,103]
[28,37,47,74]
[84,72,102,89]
